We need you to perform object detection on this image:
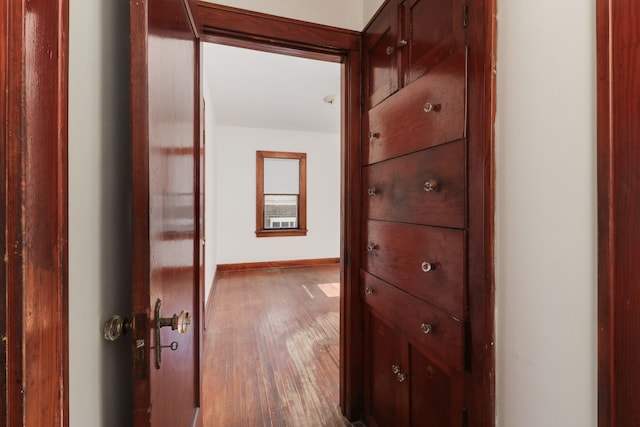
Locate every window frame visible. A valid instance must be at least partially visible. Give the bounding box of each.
[256,150,307,237]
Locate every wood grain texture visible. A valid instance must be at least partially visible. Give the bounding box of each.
[361,271,465,372]
[364,51,466,165]
[363,220,466,318]
[598,1,640,425]
[362,140,466,229]
[3,0,69,425]
[130,0,200,425]
[203,265,348,426]
[402,0,466,86]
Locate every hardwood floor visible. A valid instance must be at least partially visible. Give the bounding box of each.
[202,264,351,426]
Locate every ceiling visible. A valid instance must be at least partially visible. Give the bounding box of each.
[202,43,342,134]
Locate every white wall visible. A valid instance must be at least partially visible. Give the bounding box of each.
[494,1,597,426]
[362,0,384,27]
[68,0,132,426]
[203,75,219,302]
[201,0,363,31]
[216,126,340,264]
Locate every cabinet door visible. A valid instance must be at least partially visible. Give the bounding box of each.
[409,346,465,426]
[401,0,467,86]
[365,310,409,427]
[364,0,400,109]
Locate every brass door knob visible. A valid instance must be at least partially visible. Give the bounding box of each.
[103,315,132,341]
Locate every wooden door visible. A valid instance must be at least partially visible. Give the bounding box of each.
[597,1,640,425]
[130,0,201,425]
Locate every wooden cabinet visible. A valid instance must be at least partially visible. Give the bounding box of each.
[364,0,467,109]
[364,301,465,427]
[360,0,475,425]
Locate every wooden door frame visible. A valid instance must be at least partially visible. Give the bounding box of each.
[596,1,612,423]
[2,0,69,426]
[596,0,637,425]
[196,2,363,419]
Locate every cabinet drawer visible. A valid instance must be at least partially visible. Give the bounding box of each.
[363,220,465,318]
[364,49,466,165]
[361,270,465,372]
[363,140,465,229]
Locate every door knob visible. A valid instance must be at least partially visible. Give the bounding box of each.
[103,315,132,341]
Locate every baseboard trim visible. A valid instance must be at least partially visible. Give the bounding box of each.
[217,257,340,272]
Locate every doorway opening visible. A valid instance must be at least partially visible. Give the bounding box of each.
[201,42,343,423]
[197,3,363,420]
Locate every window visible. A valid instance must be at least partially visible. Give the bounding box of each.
[256,150,307,237]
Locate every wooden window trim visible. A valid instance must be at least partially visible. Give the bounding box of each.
[256,150,307,237]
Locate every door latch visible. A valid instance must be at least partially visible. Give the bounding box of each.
[153,298,191,369]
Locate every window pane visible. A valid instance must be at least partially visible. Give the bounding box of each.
[264,195,298,229]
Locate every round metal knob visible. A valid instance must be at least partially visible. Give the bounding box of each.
[367,187,377,196]
[423,102,441,113]
[367,243,377,252]
[397,39,408,47]
[365,287,374,295]
[103,315,131,341]
[397,372,407,383]
[423,179,438,192]
[368,131,380,139]
[421,261,434,272]
[420,323,433,334]
[392,364,401,374]
[386,46,395,55]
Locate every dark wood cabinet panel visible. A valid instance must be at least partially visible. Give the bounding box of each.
[363,140,465,228]
[363,220,465,318]
[361,271,465,371]
[365,311,408,427]
[361,0,493,424]
[402,0,466,86]
[364,0,400,109]
[409,346,464,426]
[364,305,465,427]
[364,50,466,165]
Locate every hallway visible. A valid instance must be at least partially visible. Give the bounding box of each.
[202,264,349,426]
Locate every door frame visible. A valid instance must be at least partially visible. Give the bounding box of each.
[196,2,363,418]
[2,0,69,425]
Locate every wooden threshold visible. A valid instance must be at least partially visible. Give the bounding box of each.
[217,257,340,272]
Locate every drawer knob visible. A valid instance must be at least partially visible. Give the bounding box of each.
[423,102,441,113]
[421,261,435,272]
[368,131,380,139]
[365,287,374,295]
[385,46,395,55]
[366,243,378,252]
[423,179,439,192]
[397,39,408,48]
[392,364,407,382]
[367,187,377,196]
[420,323,433,335]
